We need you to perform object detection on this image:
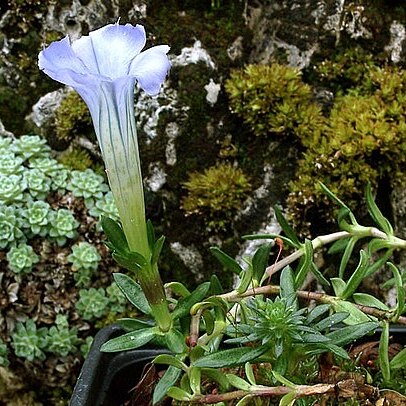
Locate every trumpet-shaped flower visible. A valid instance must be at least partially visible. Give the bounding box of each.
[38,23,170,257]
[38,22,171,331]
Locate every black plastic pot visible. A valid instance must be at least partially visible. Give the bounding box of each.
[70,324,167,406]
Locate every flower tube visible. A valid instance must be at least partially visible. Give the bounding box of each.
[38,22,171,331]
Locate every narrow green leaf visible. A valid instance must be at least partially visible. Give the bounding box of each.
[166,387,192,401]
[201,368,230,391]
[252,243,271,284]
[325,322,379,346]
[244,362,256,385]
[306,304,331,324]
[116,318,154,331]
[280,266,296,301]
[225,374,252,391]
[236,266,253,294]
[365,184,393,235]
[379,321,390,382]
[193,346,268,368]
[189,367,201,394]
[338,237,358,279]
[319,182,357,224]
[365,248,394,278]
[172,282,211,320]
[112,250,148,272]
[310,262,330,287]
[328,237,351,254]
[340,250,369,300]
[209,274,223,295]
[295,239,313,288]
[390,347,406,370]
[151,235,165,265]
[210,247,242,275]
[313,312,349,331]
[331,278,347,297]
[166,282,191,298]
[113,273,151,314]
[165,328,187,353]
[146,219,156,251]
[388,262,405,321]
[100,328,156,352]
[202,310,215,335]
[101,216,129,253]
[153,354,187,370]
[332,300,373,325]
[353,293,389,311]
[274,205,300,247]
[279,391,296,406]
[153,366,182,404]
[272,371,296,389]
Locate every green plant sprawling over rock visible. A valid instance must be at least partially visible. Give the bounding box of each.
[0,134,130,400]
[54,91,92,142]
[182,162,251,231]
[225,60,406,228]
[225,64,324,140]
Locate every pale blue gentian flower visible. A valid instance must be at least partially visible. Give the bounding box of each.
[39,22,171,331]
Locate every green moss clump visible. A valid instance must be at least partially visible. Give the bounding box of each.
[54,92,92,142]
[58,147,93,171]
[182,162,251,231]
[225,64,324,141]
[288,65,406,227]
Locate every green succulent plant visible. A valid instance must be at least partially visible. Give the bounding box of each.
[106,282,127,314]
[7,243,39,274]
[11,319,49,361]
[50,166,70,192]
[47,314,79,357]
[0,152,24,175]
[11,134,51,160]
[48,208,80,246]
[0,173,26,204]
[68,241,101,270]
[20,200,51,237]
[0,205,24,248]
[87,191,119,230]
[23,168,51,199]
[75,288,110,320]
[0,137,12,152]
[68,169,109,206]
[29,157,65,178]
[182,162,251,231]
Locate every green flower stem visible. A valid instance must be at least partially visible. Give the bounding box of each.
[97,82,171,332]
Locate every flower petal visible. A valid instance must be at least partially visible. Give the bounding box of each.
[129,45,171,95]
[72,23,147,79]
[38,36,90,86]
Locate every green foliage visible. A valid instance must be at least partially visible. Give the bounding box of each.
[288,66,406,224]
[7,243,39,274]
[11,319,49,361]
[11,134,51,160]
[47,315,79,357]
[54,91,92,142]
[48,208,80,246]
[68,241,101,272]
[68,168,109,206]
[29,157,63,177]
[88,191,119,227]
[106,282,127,314]
[20,200,51,236]
[0,174,26,203]
[58,147,93,171]
[0,152,24,174]
[75,288,110,320]
[225,63,324,140]
[0,205,24,248]
[182,162,251,231]
[23,168,51,199]
[0,339,9,367]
